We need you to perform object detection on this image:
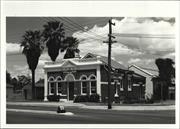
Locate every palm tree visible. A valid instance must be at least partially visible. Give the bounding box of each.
[20,30,43,99]
[42,21,65,62]
[63,37,80,59]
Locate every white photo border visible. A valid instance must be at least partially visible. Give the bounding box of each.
[1,1,179,129]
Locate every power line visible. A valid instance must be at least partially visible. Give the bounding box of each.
[40,17,105,43]
[64,17,105,39]
[44,17,109,42]
[55,17,105,42]
[113,33,175,39]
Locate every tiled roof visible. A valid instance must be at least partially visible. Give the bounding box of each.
[83,53,128,70]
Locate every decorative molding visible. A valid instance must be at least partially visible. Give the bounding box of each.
[101,82,118,85]
[55,76,62,81]
[80,74,88,80]
[48,76,55,81]
[64,73,75,81]
[44,71,48,101]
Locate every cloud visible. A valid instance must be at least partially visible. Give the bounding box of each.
[6,43,22,54]
[112,18,175,56]
[128,58,141,64]
[118,61,124,65]
[73,17,175,66]
[10,65,30,78]
[163,52,175,59]
[128,58,154,66]
[112,17,175,35]
[38,51,66,66]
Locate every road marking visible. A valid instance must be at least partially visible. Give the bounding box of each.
[7,109,74,116]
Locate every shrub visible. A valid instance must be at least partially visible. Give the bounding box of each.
[114,97,120,103]
[74,94,100,103]
[73,95,89,103]
[145,96,154,104]
[123,97,134,104]
[47,95,60,102]
[89,94,100,102]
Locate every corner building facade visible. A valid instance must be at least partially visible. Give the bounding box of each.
[43,53,145,102]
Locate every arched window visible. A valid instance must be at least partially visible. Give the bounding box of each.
[56,76,62,81]
[48,76,54,82]
[80,75,88,95]
[48,76,55,95]
[56,76,62,95]
[89,75,97,94]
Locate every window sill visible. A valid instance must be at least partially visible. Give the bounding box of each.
[58,94,67,96]
[114,94,119,97]
[120,88,124,91]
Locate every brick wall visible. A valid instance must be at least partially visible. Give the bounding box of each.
[47,69,97,99]
[47,69,96,80]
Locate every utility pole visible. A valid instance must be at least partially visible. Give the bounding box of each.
[104,18,116,109]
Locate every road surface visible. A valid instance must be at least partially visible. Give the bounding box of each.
[7,105,175,124]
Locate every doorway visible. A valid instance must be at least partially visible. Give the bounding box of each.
[65,74,75,101]
[68,82,74,100]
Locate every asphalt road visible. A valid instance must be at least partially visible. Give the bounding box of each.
[7,105,175,124]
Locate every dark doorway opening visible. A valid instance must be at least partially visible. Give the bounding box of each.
[69,82,74,100]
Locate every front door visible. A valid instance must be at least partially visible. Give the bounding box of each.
[68,82,74,100]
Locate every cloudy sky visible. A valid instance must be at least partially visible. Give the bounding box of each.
[6,17,175,81]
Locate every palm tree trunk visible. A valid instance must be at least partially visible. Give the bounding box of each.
[31,69,35,100]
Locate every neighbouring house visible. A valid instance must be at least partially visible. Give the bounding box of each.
[6,83,14,100]
[128,64,158,99]
[43,53,146,103]
[7,83,24,101]
[22,83,32,100]
[22,79,44,100]
[35,79,44,100]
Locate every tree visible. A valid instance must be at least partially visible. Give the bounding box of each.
[17,75,31,88]
[42,21,65,62]
[11,77,18,92]
[20,30,43,99]
[6,70,12,84]
[155,58,175,81]
[63,37,80,59]
[155,58,175,100]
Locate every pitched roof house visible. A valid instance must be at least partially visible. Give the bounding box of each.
[128,64,158,99]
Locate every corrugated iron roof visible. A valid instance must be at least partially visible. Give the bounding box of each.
[129,64,158,77]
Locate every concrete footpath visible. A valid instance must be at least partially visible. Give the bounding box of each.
[7,101,175,111]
